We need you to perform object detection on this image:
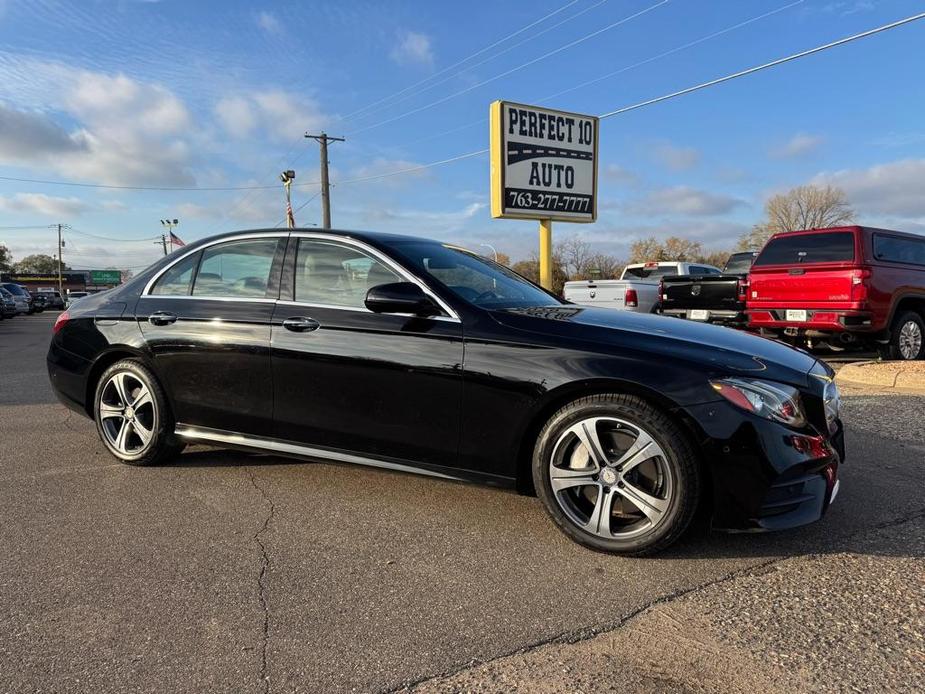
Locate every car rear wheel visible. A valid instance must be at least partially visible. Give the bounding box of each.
[94,359,185,466]
[533,393,700,555]
[882,311,924,361]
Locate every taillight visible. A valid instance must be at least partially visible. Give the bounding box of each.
[737,278,748,301]
[850,267,871,303]
[53,310,70,334]
[625,288,638,308]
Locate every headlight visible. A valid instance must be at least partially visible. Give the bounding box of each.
[710,378,807,428]
[823,380,840,434]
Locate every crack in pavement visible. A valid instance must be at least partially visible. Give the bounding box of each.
[388,506,925,693]
[248,468,276,694]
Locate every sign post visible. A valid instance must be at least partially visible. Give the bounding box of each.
[490,100,599,290]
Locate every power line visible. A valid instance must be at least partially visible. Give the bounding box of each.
[67,228,161,242]
[342,0,583,121]
[345,0,610,124]
[347,0,670,136]
[600,10,925,119]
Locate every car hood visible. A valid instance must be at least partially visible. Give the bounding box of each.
[493,306,818,387]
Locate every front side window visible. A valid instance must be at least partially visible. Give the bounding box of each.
[150,252,200,295]
[295,239,402,308]
[393,241,562,309]
[192,239,279,298]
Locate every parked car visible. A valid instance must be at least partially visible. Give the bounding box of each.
[660,251,759,325]
[747,226,925,360]
[48,229,844,555]
[0,282,32,314]
[38,289,66,310]
[564,261,722,313]
[0,287,16,319]
[66,291,89,307]
[29,292,47,312]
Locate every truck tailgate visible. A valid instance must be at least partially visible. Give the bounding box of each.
[749,267,857,307]
[564,282,627,309]
[663,276,740,310]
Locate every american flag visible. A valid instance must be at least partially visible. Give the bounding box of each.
[286,199,296,229]
[169,231,185,247]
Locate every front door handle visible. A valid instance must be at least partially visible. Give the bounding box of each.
[148,311,177,326]
[282,316,321,333]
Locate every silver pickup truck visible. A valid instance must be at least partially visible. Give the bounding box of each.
[563,261,722,312]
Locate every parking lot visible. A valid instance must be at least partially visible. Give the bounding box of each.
[2,312,923,693]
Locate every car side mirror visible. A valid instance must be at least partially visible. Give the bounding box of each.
[365,282,440,317]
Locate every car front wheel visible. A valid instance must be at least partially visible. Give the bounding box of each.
[533,393,700,555]
[94,359,184,466]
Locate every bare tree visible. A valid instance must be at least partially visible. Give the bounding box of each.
[662,236,703,262]
[629,237,665,263]
[738,184,855,250]
[558,235,594,279]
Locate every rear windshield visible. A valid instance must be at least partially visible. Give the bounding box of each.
[622,266,677,279]
[754,231,855,266]
[723,252,757,274]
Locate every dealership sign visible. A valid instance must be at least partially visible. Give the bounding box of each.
[90,270,122,284]
[490,100,598,223]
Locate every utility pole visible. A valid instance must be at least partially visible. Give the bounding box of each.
[305,132,344,228]
[50,223,70,298]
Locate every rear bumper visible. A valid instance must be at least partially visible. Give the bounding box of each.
[47,342,92,417]
[662,308,746,324]
[685,400,843,533]
[747,308,876,334]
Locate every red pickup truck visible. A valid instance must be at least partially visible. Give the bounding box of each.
[747,226,925,360]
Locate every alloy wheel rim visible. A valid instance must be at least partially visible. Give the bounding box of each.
[99,372,157,456]
[899,321,922,360]
[549,417,673,540]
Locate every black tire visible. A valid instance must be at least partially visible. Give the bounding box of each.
[880,311,925,361]
[93,359,185,466]
[533,393,701,555]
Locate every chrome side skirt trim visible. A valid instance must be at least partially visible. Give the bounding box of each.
[174,423,462,481]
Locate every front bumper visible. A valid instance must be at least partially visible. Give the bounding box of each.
[685,399,843,532]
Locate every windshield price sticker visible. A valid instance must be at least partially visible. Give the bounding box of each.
[491,100,598,223]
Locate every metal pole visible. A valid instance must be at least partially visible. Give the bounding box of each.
[479,243,498,262]
[57,223,63,298]
[539,219,553,290]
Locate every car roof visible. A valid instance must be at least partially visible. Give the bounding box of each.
[185,227,445,248]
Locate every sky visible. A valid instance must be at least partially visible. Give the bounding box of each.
[0,0,923,271]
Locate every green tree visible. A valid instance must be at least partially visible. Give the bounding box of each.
[0,243,12,272]
[14,254,70,274]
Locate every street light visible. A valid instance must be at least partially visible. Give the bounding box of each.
[160,219,179,255]
[479,243,499,262]
[280,171,296,229]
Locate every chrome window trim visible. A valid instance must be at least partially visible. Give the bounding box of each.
[289,232,460,322]
[139,295,277,303]
[274,299,459,323]
[141,232,288,297]
[174,424,462,481]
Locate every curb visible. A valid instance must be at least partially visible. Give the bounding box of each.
[836,360,925,394]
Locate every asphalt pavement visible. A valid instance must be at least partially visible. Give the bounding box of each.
[1,313,922,693]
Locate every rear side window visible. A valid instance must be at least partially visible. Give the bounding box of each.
[150,252,200,295]
[193,239,279,298]
[622,266,678,279]
[873,234,925,266]
[754,231,855,266]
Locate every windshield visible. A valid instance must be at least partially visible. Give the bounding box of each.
[392,241,563,309]
[754,231,855,266]
[622,266,677,280]
[723,252,757,274]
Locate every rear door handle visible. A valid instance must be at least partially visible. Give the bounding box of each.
[148,311,177,326]
[282,316,320,333]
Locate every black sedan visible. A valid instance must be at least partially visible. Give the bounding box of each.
[47,229,844,554]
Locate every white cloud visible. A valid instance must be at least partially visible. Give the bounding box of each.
[256,11,282,34]
[215,90,328,141]
[771,132,824,159]
[0,192,89,217]
[390,31,434,68]
[624,186,745,217]
[812,158,925,219]
[359,202,486,234]
[349,158,431,187]
[652,142,700,171]
[602,164,638,185]
[0,103,88,161]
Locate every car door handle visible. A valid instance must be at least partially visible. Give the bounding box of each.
[282,316,321,333]
[148,311,177,326]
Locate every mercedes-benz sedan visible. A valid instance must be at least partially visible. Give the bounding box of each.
[47,229,844,554]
